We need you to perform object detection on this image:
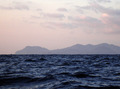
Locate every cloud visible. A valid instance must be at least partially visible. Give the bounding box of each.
[31,16,41,19]
[14,5,29,10]
[75,2,120,34]
[0,5,29,10]
[0,1,29,10]
[36,8,42,11]
[13,1,30,10]
[76,2,120,16]
[68,16,103,28]
[57,8,68,12]
[0,6,13,10]
[76,7,84,14]
[42,21,78,30]
[91,3,120,33]
[67,13,120,34]
[91,3,120,16]
[43,16,104,31]
[43,13,65,19]
[101,13,120,33]
[38,11,120,34]
[95,0,111,3]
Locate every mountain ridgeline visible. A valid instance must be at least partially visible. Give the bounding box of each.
[15,43,120,54]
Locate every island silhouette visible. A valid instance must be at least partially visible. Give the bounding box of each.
[16,43,120,54]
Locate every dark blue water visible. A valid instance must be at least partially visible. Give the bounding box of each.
[0,55,120,89]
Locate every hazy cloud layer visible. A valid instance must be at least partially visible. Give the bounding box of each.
[95,0,111,3]
[44,13,65,19]
[75,2,120,33]
[0,6,13,10]
[0,2,29,10]
[57,8,68,12]
[19,0,120,34]
[0,0,120,54]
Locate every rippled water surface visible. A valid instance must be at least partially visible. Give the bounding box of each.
[0,55,120,89]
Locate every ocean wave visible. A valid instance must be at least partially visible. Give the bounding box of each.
[0,55,120,89]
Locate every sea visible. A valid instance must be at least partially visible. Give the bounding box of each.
[0,55,120,89]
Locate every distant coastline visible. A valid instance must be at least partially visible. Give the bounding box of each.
[15,43,120,54]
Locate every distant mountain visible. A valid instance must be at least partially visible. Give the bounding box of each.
[16,46,50,54]
[15,43,120,54]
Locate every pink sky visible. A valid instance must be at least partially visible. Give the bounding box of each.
[0,0,120,54]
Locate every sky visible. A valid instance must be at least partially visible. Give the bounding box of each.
[0,0,120,54]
